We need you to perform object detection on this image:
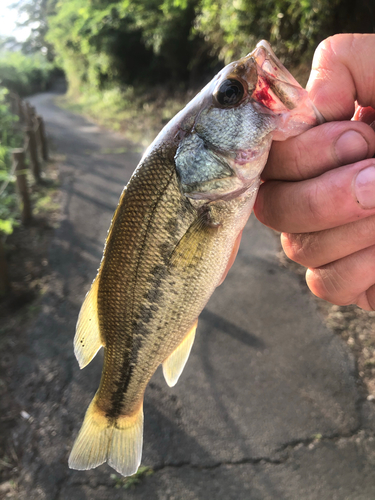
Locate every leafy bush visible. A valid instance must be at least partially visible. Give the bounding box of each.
[0,50,56,97]
[44,0,374,101]
[0,87,23,236]
[46,0,218,96]
[194,0,375,66]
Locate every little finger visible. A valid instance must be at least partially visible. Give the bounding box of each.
[306,245,375,307]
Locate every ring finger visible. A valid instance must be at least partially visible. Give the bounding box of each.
[281,214,375,268]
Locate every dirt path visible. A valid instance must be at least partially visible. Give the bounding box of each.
[5,92,375,500]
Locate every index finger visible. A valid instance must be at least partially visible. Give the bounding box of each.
[263,34,375,182]
[307,34,375,121]
[263,120,375,181]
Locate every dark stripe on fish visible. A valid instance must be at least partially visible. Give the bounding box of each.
[106,164,177,419]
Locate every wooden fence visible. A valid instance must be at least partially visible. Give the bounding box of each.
[0,93,49,297]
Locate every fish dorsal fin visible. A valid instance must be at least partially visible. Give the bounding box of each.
[74,276,104,369]
[162,320,198,387]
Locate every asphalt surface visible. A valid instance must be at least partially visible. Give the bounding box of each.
[14,92,375,499]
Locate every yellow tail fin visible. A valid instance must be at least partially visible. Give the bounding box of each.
[68,397,144,477]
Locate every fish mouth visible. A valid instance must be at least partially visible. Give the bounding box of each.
[249,40,324,123]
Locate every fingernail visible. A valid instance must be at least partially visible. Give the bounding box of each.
[335,130,369,165]
[355,166,375,209]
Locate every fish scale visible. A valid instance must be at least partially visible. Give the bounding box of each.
[68,40,322,477]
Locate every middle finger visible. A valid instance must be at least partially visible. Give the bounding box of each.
[255,158,375,233]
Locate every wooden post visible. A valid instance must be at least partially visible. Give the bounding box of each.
[21,101,29,125]
[16,94,23,120]
[0,238,10,297]
[37,116,49,161]
[26,128,41,182]
[34,118,41,158]
[25,102,35,127]
[13,149,32,225]
[9,93,17,116]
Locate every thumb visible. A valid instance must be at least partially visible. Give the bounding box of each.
[307,34,375,121]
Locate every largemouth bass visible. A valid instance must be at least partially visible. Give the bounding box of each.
[69,41,322,477]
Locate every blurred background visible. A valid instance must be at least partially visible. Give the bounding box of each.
[1,1,375,499]
[1,0,375,107]
[0,0,374,237]
[0,0,374,145]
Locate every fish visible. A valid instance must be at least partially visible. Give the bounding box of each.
[68,40,323,477]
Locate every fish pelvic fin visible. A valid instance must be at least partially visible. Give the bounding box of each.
[69,397,144,477]
[74,276,104,369]
[162,320,198,387]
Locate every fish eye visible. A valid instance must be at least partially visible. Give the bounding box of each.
[214,79,245,106]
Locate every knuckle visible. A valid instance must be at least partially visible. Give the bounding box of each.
[315,37,334,60]
[306,267,354,306]
[290,136,309,180]
[305,182,327,226]
[366,285,375,311]
[281,232,313,266]
[354,215,375,244]
[314,34,353,64]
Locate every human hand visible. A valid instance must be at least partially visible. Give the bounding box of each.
[254,33,375,310]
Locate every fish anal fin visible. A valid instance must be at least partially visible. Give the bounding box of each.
[69,397,144,478]
[74,276,104,369]
[163,320,198,387]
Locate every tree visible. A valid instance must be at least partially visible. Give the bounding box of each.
[11,0,57,60]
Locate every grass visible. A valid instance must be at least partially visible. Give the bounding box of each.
[56,85,195,147]
[55,60,312,150]
[28,159,60,221]
[0,156,61,497]
[110,466,154,489]
[33,193,60,215]
[0,455,14,472]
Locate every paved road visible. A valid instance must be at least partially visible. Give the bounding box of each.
[14,92,375,499]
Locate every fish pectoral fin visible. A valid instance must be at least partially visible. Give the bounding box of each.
[74,275,104,369]
[69,397,144,477]
[162,320,198,387]
[169,213,215,270]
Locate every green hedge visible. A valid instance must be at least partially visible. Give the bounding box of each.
[0,50,56,97]
[0,88,23,236]
[45,0,371,97]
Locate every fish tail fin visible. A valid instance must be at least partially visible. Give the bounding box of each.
[68,397,110,471]
[107,406,144,476]
[69,397,144,477]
